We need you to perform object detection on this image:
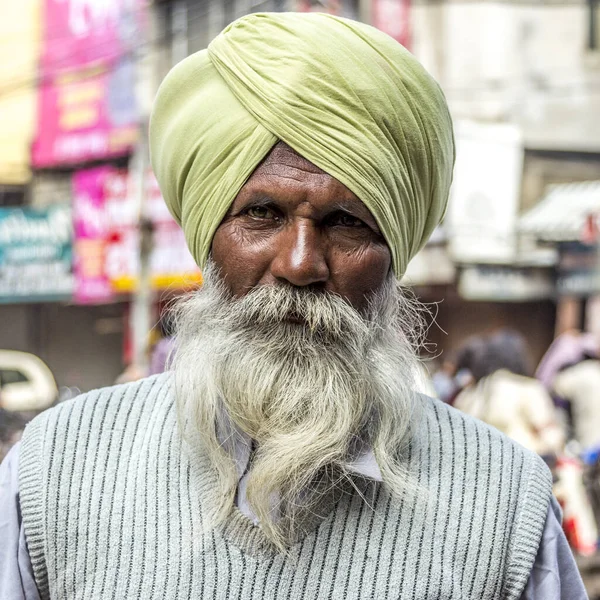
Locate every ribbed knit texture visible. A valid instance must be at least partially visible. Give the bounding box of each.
[19,373,552,599]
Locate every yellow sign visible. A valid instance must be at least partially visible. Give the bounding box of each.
[0,0,41,184]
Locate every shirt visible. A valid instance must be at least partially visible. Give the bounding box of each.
[553,360,600,450]
[454,370,565,456]
[0,441,588,599]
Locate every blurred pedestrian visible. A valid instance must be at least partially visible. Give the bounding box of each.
[0,13,584,600]
[442,335,488,405]
[537,330,600,445]
[553,356,600,451]
[538,333,600,559]
[431,358,457,402]
[455,330,565,457]
[149,312,176,375]
[536,329,599,390]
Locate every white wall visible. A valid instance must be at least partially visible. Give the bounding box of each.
[411,0,600,150]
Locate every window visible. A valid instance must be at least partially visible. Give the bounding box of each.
[589,0,600,51]
[0,369,30,385]
[0,187,25,207]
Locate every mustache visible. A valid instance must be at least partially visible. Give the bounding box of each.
[224,283,376,341]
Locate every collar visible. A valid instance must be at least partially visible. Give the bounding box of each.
[218,420,383,524]
[225,426,383,483]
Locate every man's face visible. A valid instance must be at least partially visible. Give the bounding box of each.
[211,143,391,312]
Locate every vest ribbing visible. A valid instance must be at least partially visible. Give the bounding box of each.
[19,373,553,599]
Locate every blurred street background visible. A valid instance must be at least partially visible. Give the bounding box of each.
[1,0,600,593]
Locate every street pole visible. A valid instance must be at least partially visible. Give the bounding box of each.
[129,0,159,375]
[172,0,188,63]
[129,0,189,374]
[130,122,153,374]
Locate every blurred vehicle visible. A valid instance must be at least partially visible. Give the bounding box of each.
[0,350,57,412]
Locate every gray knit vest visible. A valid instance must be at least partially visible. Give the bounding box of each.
[19,373,552,600]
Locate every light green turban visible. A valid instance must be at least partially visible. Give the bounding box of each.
[149,12,454,277]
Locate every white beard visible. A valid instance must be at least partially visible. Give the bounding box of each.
[171,258,424,550]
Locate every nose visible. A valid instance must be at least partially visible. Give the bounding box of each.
[269,220,329,287]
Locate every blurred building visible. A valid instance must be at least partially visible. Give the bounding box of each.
[404,0,600,364]
[0,0,597,388]
[0,0,369,392]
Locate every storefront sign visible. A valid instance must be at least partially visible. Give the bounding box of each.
[402,245,455,286]
[32,0,142,167]
[557,242,600,297]
[72,166,115,303]
[103,169,202,293]
[459,265,554,302]
[0,0,40,184]
[73,166,201,304]
[0,206,73,302]
[447,121,524,265]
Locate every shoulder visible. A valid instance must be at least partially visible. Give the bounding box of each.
[27,372,172,433]
[20,373,174,472]
[17,374,175,597]
[416,394,553,598]
[419,393,551,484]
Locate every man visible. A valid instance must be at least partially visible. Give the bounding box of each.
[0,12,587,599]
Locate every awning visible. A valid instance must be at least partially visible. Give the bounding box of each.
[519,181,600,242]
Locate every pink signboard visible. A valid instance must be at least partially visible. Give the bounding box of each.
[72,166,201,304]
[372,0,411,49]
[72,166,114,304]
[33,0,142,167]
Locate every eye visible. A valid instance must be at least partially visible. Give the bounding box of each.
[328,211,366,228]
[245,205,278,220]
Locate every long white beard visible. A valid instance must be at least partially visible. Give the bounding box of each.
[171,259,424,550]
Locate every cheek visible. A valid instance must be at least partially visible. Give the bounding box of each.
[330,243,391,306]
[211,223,273,296]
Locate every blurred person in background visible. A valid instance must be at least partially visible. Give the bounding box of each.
[536,333,600,559]
[430,357,457,403]
[536,330,599,392]
[430,335,485,406]
[535,330,600,451]
[454,329,565,457]
[0,13,585,600]
[115,313,176,383]
[553,353,600,452]
[149,311,176,375]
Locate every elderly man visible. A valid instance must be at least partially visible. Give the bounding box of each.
[0,12,587,600]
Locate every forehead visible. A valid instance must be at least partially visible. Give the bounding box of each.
[253,142,326,177]
[242,142,367,212]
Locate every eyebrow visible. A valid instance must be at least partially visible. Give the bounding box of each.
[231,192,381,232]
[229,193,277,214]
[242,194,277,206]
[332,200,380,231]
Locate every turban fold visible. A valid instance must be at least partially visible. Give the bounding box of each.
[149,12,454,277]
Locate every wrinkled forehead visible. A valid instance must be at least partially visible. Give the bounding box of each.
[239,141,373,217]
[246,141,332,189]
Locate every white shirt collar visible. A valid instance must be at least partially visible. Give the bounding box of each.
[218,423,383,524]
